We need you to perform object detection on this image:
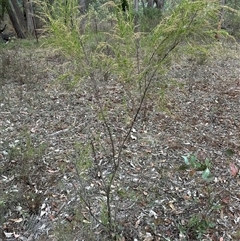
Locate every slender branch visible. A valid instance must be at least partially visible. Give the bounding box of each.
[73,156,107,227]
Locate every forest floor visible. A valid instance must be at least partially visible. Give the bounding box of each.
[0,40,240,241]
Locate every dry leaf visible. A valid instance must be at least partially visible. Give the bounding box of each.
[4,232,13,238]
[222,196,230,204]
[9,218,23,223]
[117,236,125,241]
[169,202,175,210]
[143,232,153,241]
[135,218,141,228]
[189,169,196,177]
[14,233,20,238]
[149,210,158,219]
[47,169,59,173]
[130,133,137,140]
[220,209,224,219]
[48,214,55,221]
[83,219,91,224]
[229,163,239,177]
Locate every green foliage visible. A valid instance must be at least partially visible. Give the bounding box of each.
[139,7,164,31]
[150,1,217,46]
[0,40,44,89]
[180,153,213,181]
[100,202,109,227]
[225,148,235,157]
[7,131,46,168]
[74,142,93,174]
[53,210,96,241]
[223,4,240,38]
[36,0,221,237]
[37,0,221,88]
[0,131,46,219]
[180,214,215,239]
[0,0,8,15]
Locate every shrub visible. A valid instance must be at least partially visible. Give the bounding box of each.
[37,0,222,239]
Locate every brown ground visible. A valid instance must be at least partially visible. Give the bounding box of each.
[0,40,240,241]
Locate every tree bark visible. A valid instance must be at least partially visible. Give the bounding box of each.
[11,0,26,27]
[218,0,225,29]
[6,0,26,38]
[23,0,35,35]
[134,0,139,11]
[147,0,154,8]
[155,0,164,9]
[79,0,86,14]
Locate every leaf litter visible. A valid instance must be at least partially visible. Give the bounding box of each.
[0,43,240,240]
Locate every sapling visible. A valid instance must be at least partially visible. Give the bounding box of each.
[38,0,222,238]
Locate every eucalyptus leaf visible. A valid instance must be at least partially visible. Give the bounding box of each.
[202,167,211,180]
[182,155,190,165]
[225,149,234,156]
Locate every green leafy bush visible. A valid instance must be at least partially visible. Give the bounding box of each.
[180,153,213,181]
[37,0,222,238]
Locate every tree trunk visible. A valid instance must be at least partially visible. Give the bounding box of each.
[134,0,139,11]
[218,0,225,29]
[215,0,225,40]
[79,0,86,14]
[23,0,35,35]
[10,0,26,27]
[155,0,164,9]
[147,0,154,8]
[6,0,26,38]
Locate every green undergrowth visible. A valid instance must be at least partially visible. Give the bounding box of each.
[36,0,227,239]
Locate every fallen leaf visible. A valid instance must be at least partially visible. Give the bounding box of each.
[4,232,13,238]
[47,169,59,173]
[48,214,55,221]
[135,218,141,228]
[143,232,153,241]
[143,191,148,196]
[222,196,230,204]
[117,237,126,241]
[220,209,224,219]
[149,210,158,219]
[83,219,91,224]
[225,149,234,156]
[169,202,175,210]
[229,163,239,177]
[14,233,20,238]
[130,133,137,140]
[9,218,23,223]
[189,169,196,176]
